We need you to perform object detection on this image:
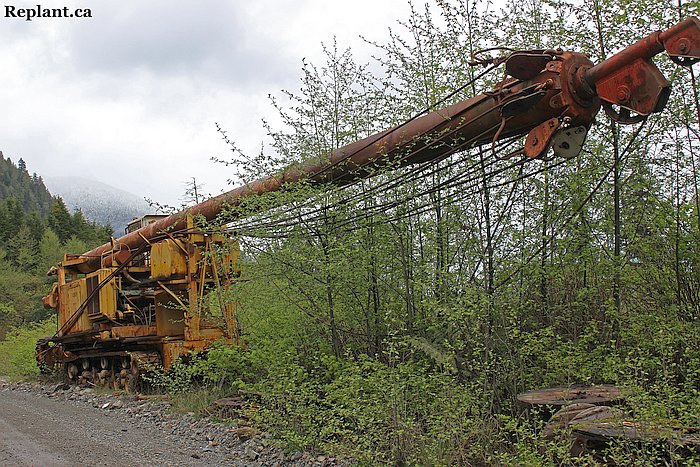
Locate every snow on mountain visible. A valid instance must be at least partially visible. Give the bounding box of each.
[44,176,153,235]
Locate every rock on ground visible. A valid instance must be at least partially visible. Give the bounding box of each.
[0,380,347,466]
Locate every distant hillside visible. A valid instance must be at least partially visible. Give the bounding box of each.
[44,177,151,235]
[0,155,113,336]
[0,151,53,216]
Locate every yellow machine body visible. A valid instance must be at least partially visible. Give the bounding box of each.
[37,217,243,387]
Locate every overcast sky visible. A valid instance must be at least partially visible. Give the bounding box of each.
[0,0,413,206]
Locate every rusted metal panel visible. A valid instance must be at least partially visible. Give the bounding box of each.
[160,342,185,370]
[150,239,188,279]
[85,269,118,320]
[58,279,90,333]
[585,17,700,85]
[111,325,157,338]
[523,117,560,158]
[126,214,169,234]
[42,282,58,309]
[61,254,89,269]
[155,290,186,337]
[595,57,670,120]
[196,328,226,341]
[583,17,699,122]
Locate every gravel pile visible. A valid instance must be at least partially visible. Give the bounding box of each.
[0,379,347,466]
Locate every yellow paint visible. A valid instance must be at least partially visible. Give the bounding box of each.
[85,269,118,320]
[150,239,188,279]
[59,279,90,333]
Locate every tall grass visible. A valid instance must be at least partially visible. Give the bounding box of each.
[0,318,55,379]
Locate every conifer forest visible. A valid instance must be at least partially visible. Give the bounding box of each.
[2,0,700,464]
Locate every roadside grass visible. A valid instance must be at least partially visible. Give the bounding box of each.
[0,318,55,380]
[168,386,230,416]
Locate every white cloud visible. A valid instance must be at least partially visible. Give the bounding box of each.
[0,0,412,206]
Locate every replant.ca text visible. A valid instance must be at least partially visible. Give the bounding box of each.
[4,5,92,21]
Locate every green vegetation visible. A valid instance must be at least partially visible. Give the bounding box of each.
[3,0,700,464]
[0,155,112,338]
[0,153,53,215]
[0,318,55,379]
[176,1,700,463]
[0,155,113,384]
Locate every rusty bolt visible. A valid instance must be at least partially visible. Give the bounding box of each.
[532,136,539,145]
[678,39,689,53]
[616,86,631,103]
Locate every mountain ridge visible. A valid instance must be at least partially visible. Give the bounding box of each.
[44,176,152,235]
[0,151,53,216]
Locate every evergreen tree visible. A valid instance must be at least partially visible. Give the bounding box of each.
[48,197,73,243]
[0,153,52,215]
[38,228,62,274]
[7,225,38,271]
[25,211,45,245]
[0,198,24,244]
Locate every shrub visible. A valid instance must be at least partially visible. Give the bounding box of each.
[0,318,55,379]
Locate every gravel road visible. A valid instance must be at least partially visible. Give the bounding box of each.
[0,386,222,466]
[0,380,343,467]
